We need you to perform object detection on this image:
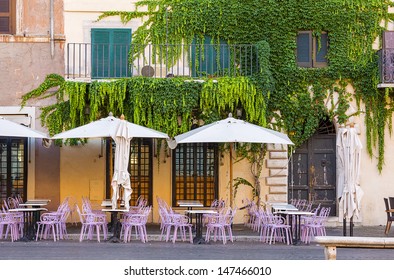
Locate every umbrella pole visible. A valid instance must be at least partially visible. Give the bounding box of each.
[229,143,234,208]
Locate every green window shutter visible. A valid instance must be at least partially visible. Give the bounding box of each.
[91,29,111,78]
[91,28,131,78]
[296,31,312,67]
[112,29,131,77]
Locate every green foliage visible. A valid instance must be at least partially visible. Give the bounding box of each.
[22,0,394,172]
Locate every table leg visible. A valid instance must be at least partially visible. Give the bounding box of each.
[106,211,121,243]
[290,214,302,245]
[18,211,39,242]
[193,213,207,244]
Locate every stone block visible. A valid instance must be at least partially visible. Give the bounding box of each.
[266,194,287,202]
[266,159,288,169]
[269,186,287,194]
[269,151,288,159]
[269,169,288,177]
[267,143,288,151]
[266,176,287,186]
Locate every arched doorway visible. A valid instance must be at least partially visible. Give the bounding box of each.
[288,119,337,216]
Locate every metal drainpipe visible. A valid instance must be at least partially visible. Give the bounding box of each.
[50,0,54,58]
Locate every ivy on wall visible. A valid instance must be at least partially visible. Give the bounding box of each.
[22,0,394,172]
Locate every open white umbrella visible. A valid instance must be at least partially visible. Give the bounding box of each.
[52,113,169,210]
[337,125,363,235]
[0,117,48,138]
[168,113,293,206]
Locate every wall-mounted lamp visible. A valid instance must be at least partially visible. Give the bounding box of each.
[236,108,242,119]
[84,105,91,115]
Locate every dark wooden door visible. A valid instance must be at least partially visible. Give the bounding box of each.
[288,133,336,216]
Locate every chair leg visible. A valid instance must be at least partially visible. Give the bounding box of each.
[385,221,392,235]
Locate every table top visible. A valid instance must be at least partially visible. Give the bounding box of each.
[177,200,204,207]
[101,208,128,212]
[275,210,314,215]
[101,200,124,207]
[9,208,48,212]
[19,202,48,207]
[185,209,217,214]
[272,204,299,211]
[25,199,51,203]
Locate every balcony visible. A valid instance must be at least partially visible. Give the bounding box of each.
[66,43,259,80]
[378,49,394,87]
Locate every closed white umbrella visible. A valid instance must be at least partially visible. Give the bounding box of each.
[0,117,48,138]
[110,119,132,210]
[52,113,169,209]
[337,125,363,234]
[169,113,293,207]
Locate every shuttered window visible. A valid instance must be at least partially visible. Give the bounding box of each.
[0,0,15,34]
[91,28,131,78]
[296,31,328,68]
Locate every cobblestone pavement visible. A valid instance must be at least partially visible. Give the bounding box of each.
[0,224,393,260]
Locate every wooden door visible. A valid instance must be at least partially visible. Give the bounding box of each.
[288,133,336,216]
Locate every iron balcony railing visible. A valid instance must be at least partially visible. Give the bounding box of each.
[66,43,259,79]
[378,49,394,84]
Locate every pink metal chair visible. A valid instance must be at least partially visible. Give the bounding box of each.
[0,212,19,242]
[121,206,151,243]
[264,212,292,245]
[76,204,107,242]
[301,207,331,244]
[171,214,193,243]
[205,212,228,244]
[36,213,60,241]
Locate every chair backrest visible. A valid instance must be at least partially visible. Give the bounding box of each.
[384,198,394,219]
[389,197,394,217]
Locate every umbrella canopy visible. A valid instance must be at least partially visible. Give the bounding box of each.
[172,116,293,145]
[169,114,293,206]
[52,114,169,210]
[337,125,363,221]
[51,114,169,140]
[0,117,48,138]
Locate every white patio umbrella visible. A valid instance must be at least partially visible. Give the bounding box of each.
[168,113,293,207]
[337,125,363,224]
[52,113,169,210]
[0,117,48,138]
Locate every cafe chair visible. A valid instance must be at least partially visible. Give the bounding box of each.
[36,213,60,242]
[171,214,193,244]
[384,198,394,234]
[0,212,19,242]
[205,213,228,244]
[121,206,151,243]
[158,206,181,242]
[300,207,331,244]
[265,212,292,245]
[223,207,237,243]
[76,204,107,242]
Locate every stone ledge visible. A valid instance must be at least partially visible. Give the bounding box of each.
[312,236,394,260]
